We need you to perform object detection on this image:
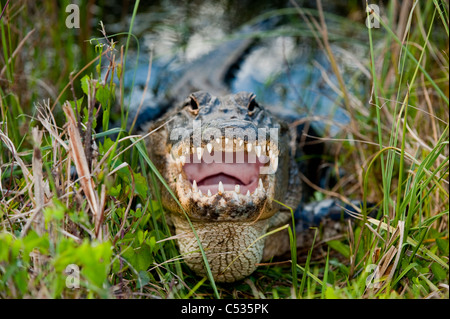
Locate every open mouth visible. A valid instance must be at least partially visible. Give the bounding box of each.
[184,151,263,195]
[170,137,279,203]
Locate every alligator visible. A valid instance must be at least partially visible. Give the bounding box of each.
[130,20,367,282]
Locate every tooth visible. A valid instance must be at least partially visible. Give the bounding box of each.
[258,178,263,190]
[198,189,203,197]
[254,188,259,196]
[239,139,243,147]
[218,181,224,194]
[225,137,229,145]
[262,144,266,153]
[196,147,203,160]
[208,189,212,197]
[255,145,261,157]
[246,190,251,197]
[235,184,240,194]
[269,150,273,158]
[247,143,252,152]
[233,192,240,202]
[192,180,198,192]
[207,143,213,154]
[180,155,186,165]
[272,156,278,172]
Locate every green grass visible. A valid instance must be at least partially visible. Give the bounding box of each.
[0,0,448,299]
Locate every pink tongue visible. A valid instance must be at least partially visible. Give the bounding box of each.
[197,174,258,194]
[200,174,242,187]
[184,161,260,185]
[183,153,264,194]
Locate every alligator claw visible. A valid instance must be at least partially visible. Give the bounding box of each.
[294,199,377,232]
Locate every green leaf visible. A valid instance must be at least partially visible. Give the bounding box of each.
[112,257,123,273]
[0,233,14,262]
[314,191,325,201]
[81,74,90,96]
[419,267,429,274]
[132,207,143,218]
[326,240,350,258]
[325,286,339,299]
[147,236,157,251]
[43,201,65,223]
[99,137,115,156]
[78,241,112,288]
[102,108,110,131]
[436,238,449,255]
[431,263,447,281]
[109,184,122,197]
[135,244,153,271]
[13,269,28,295]
[116,63,122,79]
[137,229,144,245]
[113,160,130,181]
[136,271,150,289]
[68,96,84,114]
[82,107,97,129]
[134,172,148,198]
[96,84,112,108]
[122,243,153,272]
[96,63,101,76]
[53,238,78,273]
[22,231,49,263]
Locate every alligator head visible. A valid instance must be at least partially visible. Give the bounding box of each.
[146,91,297,282]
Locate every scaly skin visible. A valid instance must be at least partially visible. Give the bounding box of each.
[145,91,302,282]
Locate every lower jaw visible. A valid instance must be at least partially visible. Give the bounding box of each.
[171,215,270,282]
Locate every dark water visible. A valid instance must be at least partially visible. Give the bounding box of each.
[102,0,370,136]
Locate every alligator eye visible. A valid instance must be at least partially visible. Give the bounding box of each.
[247,96,258,115]
[187,96,199,115]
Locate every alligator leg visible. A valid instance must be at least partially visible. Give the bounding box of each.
[293,199,378,257]
[262,198,376,261]
[294,199,371,232]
